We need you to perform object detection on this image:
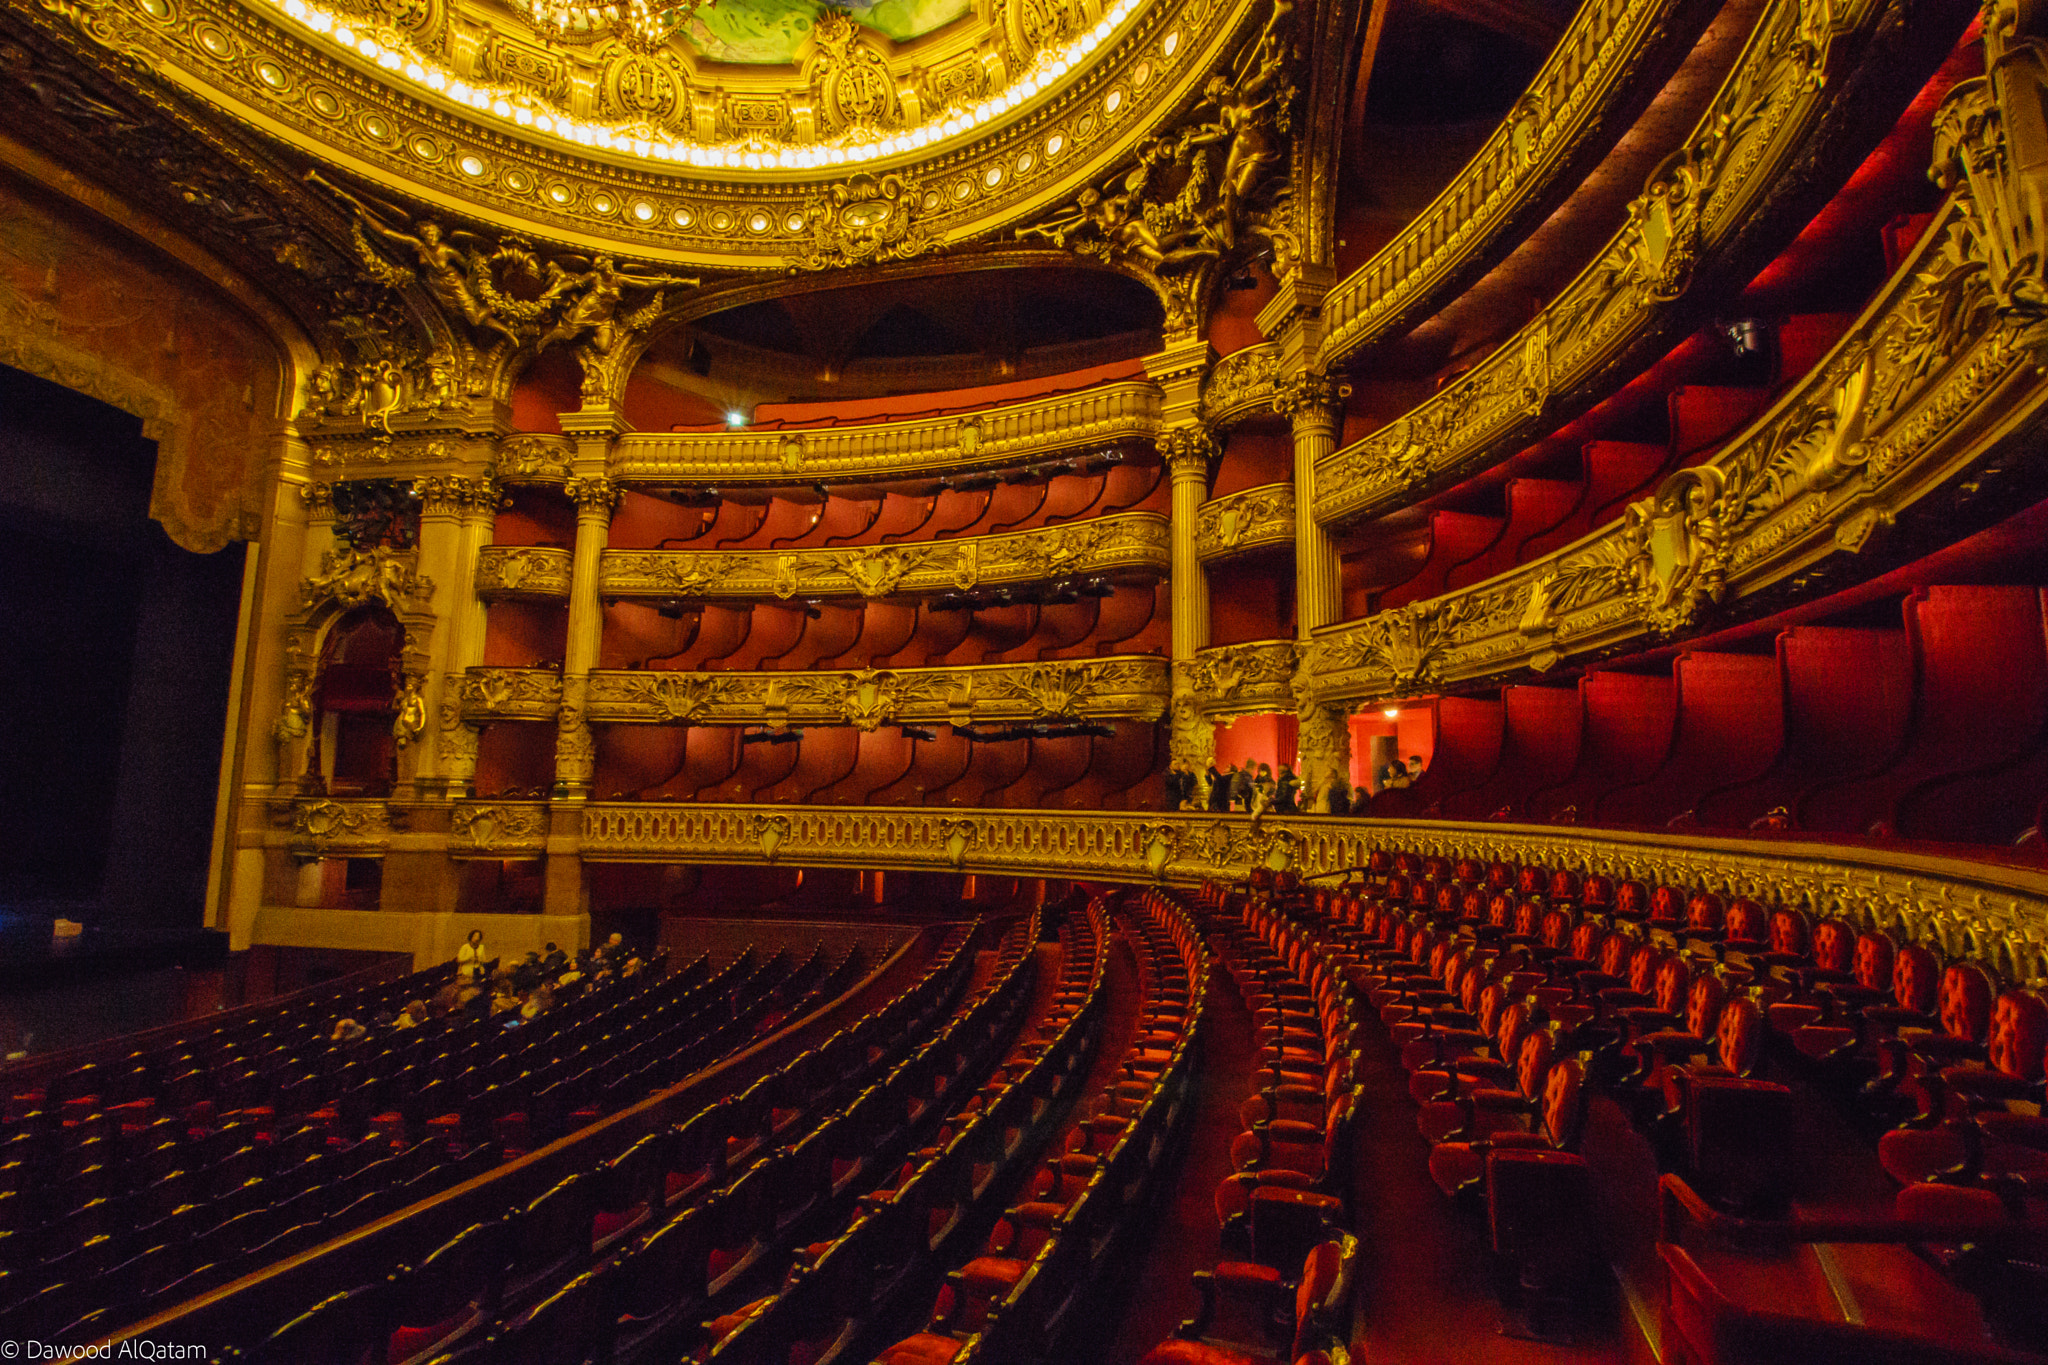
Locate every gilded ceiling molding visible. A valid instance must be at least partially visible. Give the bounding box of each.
[599,511,1169,601]
[1313,0,1945,528]
[31,0,1266,269]
[608,380,1160,485]
[558,656,1170,728]
[1194,482,1293,561]
[476,544,574,599]
[1182,638,1300,718]
[1316,0,1719,367]
[1308,177,2048,702]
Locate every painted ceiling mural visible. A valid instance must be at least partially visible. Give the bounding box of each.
[680,0,974,64]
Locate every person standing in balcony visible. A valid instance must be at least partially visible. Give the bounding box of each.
[457,928,487,982]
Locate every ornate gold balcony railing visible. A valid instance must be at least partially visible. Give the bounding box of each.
[1201,343,1281,426]
[1308,184,2048,703]
[605,383,1161,487]
[455,668,564,724]
[1195,485,1294,562]
[1183,639,1300,718]
[1313,0,1940,528]
[476,546,574,601]
[598,513,1169,601]
[265,794,2048,976]
[567,657,1171,729]
[1316,0,1720,368]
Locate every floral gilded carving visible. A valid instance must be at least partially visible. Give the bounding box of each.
[1195,484,1294,561]
[476,546,574,600]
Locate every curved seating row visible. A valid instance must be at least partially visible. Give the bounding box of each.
[204,917,1002,1365]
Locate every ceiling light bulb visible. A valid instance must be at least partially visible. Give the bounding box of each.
[1382,708,1400,720]
[725,411,746,428]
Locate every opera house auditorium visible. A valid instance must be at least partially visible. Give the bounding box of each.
[4,0,2048,1357]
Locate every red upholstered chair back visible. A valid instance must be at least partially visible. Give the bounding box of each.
[1516,1030,1556,1099]
[1653,956,1691,1016]
[1988,990,2048,1080]
[1627,944,1665,997]
[1548,870,1581,904]
[1597,931,1634,980]
[1460,889,1486,923]
[1540,908,1572,951]
[1767,908,1810,959]
[1811,919,1855,974]
[1510,897,1538,940]
[1476,984,1508,1037]
[1714,999,1765,1076]
[1648,885,1684,929]
[1685,973,1728,1039]
[1615,880,1651,919]
[1582,873,1614,910]
[1369,848,1394,875]
[1423,856,1452,883]
[1454,858,1483,885]
[1385,874,1411,906]
[1540,1058,1588,1148]
[1516,865,1546,897]
[1854,932,1897,993]
[1724,898,1768,947]
[1434,884,1460,916]
[1458,962,1487,1013]
[1498,1002,1535,1058]
[1686,892,1724,934]
[1487,861,1515,891]
[1938,963,1996,1043]
[1893,944,1940,1013]
[1488,892,1515,932]
[1291,1238,1356,1357]
[1569,921,1602,962]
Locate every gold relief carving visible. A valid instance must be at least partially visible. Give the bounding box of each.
[1316,597,1479,693]
[611,383,1159,485]
[806,11,902,136]
[565,476,622,515]
[495,435,576,483]
[300,544,433,612]
[1271,372,1350,426]
[1158,424,1219,475]
[1314,0,1877,526]
[1934,4,2048,335]
[1181,639,1300,717]
[437,679,480,787]
[1606,467,1729,634]
[1022,0,1297,332]
[392,673,429,748]
[274,668,316,744]
[475,546,574,599]
[301,481,335,517]
[1195,483,1294,560]
[564,802,2048,969]
[1201,343,1279,424]
[1167,662,1216,788]
[555,675,596,791]
[599,513,1165,600]
[413,475,502,513]
[791,173,930,273]
[754,813,793,863]
[457,667,565,721]
[287,798,389,852]
[311,437,454,470]
[450,802,548,854]
[580,656,1170,727]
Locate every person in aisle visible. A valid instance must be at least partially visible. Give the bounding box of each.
[457,928,487,981]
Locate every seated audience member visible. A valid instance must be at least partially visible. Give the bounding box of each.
[330,1017,368,1044]
[521,984,554,1021]
[393,999,427,1030]
[541,941,568,976]
[514,951,544,992]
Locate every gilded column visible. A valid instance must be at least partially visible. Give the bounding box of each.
[1161,426,1216,661]
[556,473,618,802]
[1274,373,1349,640]
[413,472,500,799]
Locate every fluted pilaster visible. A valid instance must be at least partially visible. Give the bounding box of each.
[1275,373,1349,640]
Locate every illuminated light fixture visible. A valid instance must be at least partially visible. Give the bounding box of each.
[725,410,747,429]
[1381,708,1400,720]
[255,0,1152,174]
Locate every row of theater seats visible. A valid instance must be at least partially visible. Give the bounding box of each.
[0,947,819,1341]
[873,888,1209,1364]
[1291,850,2045,1359]
[0,956,462,1137]
[205,916,1006,1364]
[1370,585,2048,848]
[1128,884,1362,1365]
